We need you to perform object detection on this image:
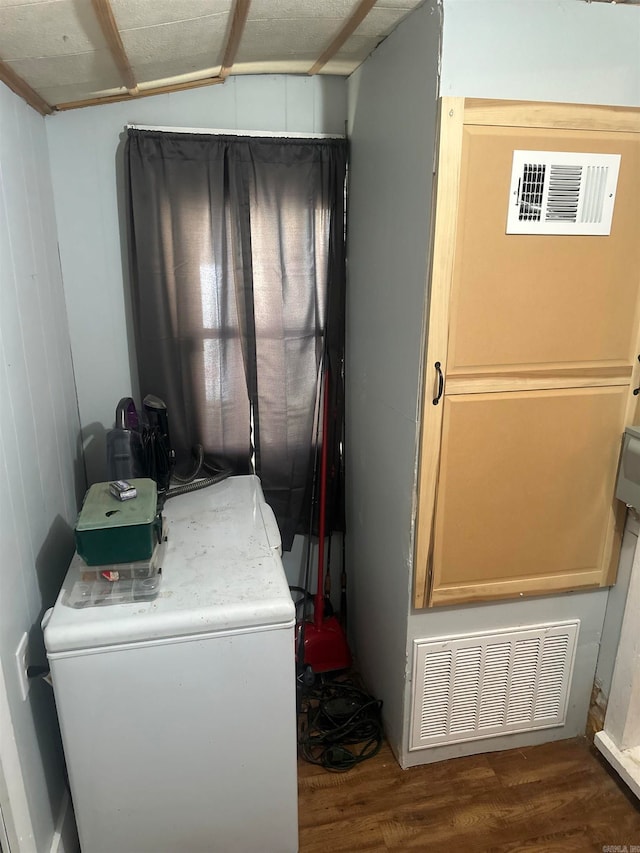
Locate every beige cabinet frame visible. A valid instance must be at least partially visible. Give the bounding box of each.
[414,98,640,609]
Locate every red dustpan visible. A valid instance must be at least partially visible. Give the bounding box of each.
[300,369,351,674]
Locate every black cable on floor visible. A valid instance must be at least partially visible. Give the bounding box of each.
[298,674,383,772]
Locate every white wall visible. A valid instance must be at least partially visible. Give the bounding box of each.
[441,0,640,105]
[0,81,82,852]
[346,0,442,754]
[45,75,348,486]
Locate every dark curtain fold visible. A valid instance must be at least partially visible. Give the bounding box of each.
[126,129,347,549]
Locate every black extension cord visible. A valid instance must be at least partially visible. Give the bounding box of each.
[298,675,383,772]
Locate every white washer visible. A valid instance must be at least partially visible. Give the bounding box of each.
[45,475,298,853]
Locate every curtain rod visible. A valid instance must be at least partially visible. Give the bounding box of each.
[126,124,344,139]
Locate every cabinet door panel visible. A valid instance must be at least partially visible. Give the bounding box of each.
[447,127,640,375]
[430,386,628,605]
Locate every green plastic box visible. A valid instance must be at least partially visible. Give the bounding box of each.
[75,479,161,566]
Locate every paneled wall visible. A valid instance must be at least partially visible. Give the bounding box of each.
[0,82,82,851]
[441,0,640,106]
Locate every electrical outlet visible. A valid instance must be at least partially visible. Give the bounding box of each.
[15,632,29,701]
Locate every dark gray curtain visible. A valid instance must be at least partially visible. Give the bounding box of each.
[125,129,347,549]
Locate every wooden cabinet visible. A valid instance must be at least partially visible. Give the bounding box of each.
[414,99,640,608]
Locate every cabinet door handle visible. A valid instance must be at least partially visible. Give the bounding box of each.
[634,355,640,396]
[432,361,444,405]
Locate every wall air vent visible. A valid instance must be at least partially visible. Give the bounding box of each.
[506,150,620,235]
[409,621,579,751]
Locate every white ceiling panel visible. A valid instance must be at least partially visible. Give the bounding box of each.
[375,0,421,8]
[110,0,231,30]
[355,6,416,37]
[0,0,107,60]
[122,17,228,83]
[333,34,386,61]
[7,49,121,89]
[237,19,343,63]
[247,0,362,20]
[0,0,74,6]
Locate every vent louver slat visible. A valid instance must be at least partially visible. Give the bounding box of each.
[582,165,607,224]
[410,622,579,752]
[545,165,581,222]
[450,646,482,733]
[518,163,545,222]
[535,635,570,719]
[478,641,510,730]
[419,650,451,738]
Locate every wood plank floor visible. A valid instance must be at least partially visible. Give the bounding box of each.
[298,737,640,852]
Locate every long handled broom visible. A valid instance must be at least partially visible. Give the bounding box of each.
[300,366,351,674]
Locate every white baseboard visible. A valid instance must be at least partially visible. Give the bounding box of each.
[595,730,640,801]
[49,790,79,853]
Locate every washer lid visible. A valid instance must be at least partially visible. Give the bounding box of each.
[45,476,295,654]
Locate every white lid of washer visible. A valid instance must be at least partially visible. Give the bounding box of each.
[45,475,295,655]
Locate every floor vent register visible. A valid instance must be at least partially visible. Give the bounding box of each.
[409,621,579,751]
